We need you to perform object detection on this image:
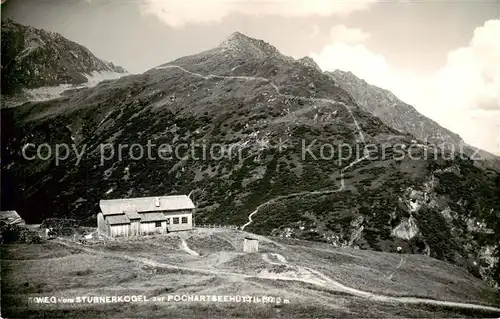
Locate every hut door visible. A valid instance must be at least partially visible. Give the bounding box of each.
[130,221,140,236]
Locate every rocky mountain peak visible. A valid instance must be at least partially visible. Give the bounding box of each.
[297,56,322,72]
[1,19,127,106]
[226,31,249,41]
[218,31,291,61]
[219,31,265,47]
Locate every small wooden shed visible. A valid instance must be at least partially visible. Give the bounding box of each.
[243,237,259,253]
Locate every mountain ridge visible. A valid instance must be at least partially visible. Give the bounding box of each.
[1,30,499,288]
[1,19,127,106]
[326,69,464,145]
[326,68,500,171]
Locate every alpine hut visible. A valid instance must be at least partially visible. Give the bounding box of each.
[97,195,195,237]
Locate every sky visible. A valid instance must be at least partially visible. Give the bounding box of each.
[2,0,499,154]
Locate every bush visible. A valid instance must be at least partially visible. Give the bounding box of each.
[41,218,80,229]
[0,223,20,243]
[0,223,43,244]
[41,218,79,237]
[416,209,460,263]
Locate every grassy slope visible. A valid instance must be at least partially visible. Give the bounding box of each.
[1,41,499,287]
[1,230,499,318]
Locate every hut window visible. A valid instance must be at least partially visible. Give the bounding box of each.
[173,217,179,224]
[155,221,162,227]
[181,216,188,224]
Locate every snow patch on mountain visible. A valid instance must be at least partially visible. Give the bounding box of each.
[4,71,128,107]
[84,70,128,86]
[1,19,128,107]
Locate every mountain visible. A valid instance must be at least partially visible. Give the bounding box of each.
[297,56,322,73]
[1,31,499,288]
[326,70,463,146]
[326,69,500,171]
[1,19,127,107]
[218,31,295,61]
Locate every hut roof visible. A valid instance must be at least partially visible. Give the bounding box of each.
[139,212,168,223]
[106,214,130,225]
[99,195,194,216]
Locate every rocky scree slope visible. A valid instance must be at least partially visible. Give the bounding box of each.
[1,19,126,106]
[1,32,499,288]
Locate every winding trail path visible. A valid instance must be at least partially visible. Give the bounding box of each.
[258,248,500,313]
[156,64,370,231]
[386,255,407,280]
[55,239,500,313]
[241,153,370,230]
[76,64,500,314]
[151,66,500,315]
[156,64,365,143]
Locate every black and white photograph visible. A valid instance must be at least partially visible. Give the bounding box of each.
[1,0,499,318]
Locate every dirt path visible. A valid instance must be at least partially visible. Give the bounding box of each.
[54,239,242,278]
[155,64,370,231]
[55,239,500,313]
[240,153,370,230]
[152,66,500,312]
[386,255,407,280]
[156,64,364,144]
[180,237,200,256]
[312,260,500,313]
[258,247,500,313]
